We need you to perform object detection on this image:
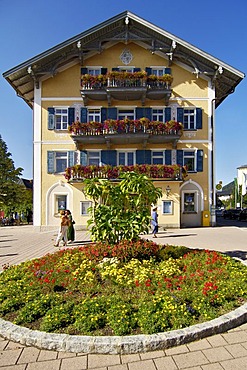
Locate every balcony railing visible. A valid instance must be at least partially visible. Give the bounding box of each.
[80,72,173,104]
[65,164,187,182]
[69,119,183,136]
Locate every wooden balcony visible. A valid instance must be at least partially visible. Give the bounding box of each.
[65,164,186,183]
[69,119,183,149]
[80,73,172,106]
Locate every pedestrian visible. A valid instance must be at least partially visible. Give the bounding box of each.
[66,209,75,243]
[54,210,70,247]
[151,206,158,238]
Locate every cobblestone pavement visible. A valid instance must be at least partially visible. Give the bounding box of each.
[1,225,247,369]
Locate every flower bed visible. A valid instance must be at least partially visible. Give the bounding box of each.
[0,240,247,336]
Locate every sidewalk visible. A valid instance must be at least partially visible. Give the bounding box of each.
[1,225,247,369]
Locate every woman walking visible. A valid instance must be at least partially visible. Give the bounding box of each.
[151,206,158,238]
[54,210,70,247]
[66,209,75,243]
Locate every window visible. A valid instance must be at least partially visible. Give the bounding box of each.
[152,109,164,122]
[183,192,196,213]
[56,195,67,213]
[183,151,196,172]
[88,151,101,166]
[152,151,164,165]
[87,68,101,75]
[118,109,135,120]
[183,108,196,130]
[55,108,68,130]
[55,152,68,173]
[88,109,101,122]
[118,151,135,166]
[162,200,173,214]
[152,68,166,76]
[81,201,92,215]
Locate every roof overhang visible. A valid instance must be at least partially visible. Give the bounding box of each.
[3,10,245,109]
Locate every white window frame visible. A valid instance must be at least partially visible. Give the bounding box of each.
[151,67,166,76]
[117,108,135,120]
[88,109,101,122]
[152,150,165,165]
[152,108,164,122]
[182,191,198,214]
[81,201,92,215]
[55,107,68,130]
[162,200,173,215]
[118,66,135,72]
[183,108,196,130]
[87,67,101,75]
[183,150,196,172]
[54,151,69,173]
[55,194,67,214]
[87,150,101,166]
[117,150,135,166]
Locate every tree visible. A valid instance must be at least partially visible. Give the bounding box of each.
[84,172,162,244]
[0,135,23,213]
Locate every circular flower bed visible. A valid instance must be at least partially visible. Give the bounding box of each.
[0,239,247,336]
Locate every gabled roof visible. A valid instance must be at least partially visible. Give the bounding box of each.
[3,10,245,108]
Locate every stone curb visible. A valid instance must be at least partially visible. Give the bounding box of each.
[0,303,247,354]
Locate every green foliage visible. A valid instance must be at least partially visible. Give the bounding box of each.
[84,172,162,244]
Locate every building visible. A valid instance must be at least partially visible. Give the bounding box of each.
[3,11,244,230]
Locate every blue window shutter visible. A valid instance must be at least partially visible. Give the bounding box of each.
[165,68,171,74]
[144,108,152,120]
[48,108,55,130]
[47,151,54,173]
[165,150,172,165]
[112,68,120,71]
[80,108,87,123]
[177,108,184,123]
[68,151,75,167]
[177,150,183,166]
[101,108,107,122]
[145,67,152,75]
[136,108,144,119]
[101,150,117,166]
[165,107,171,121]
[81,68,88,74]
[108,108,117,119]
[197,150,203,172]
[101,68,107,75]
[68,108,75,125]
[80,151,87,166]
[133,68,141,72]
[136,150,151,164]
[196,108,202,129]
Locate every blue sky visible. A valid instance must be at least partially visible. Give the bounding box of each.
[0,0,246,186]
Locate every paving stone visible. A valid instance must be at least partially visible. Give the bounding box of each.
[0,365,27,370]
[120,353,141,363]
[37,349,58,361]
[222,331,247,344]
[58,351,78,358]
[182,367,201,370]
[0,348,22,366]
[206,334,228,347]
[88,354,121,368]
[26,359,61,370]
[202,347,233,362]
[201,365,224,370]
[60,355,87,370]
[0,340,8,351]
[187,338,212,351]
[17,346,40,363]
[154,356,178,370]
[173,351,209,369]
[5,341,25,350]
[165,344,189,356]
[140,350,165,360]
[128,359,156,370]
[220,356,247,369]
[224,343,247,358]
[107,365,128,370]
